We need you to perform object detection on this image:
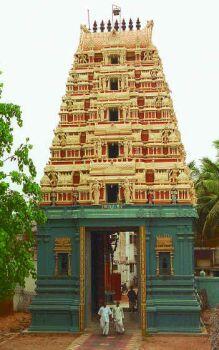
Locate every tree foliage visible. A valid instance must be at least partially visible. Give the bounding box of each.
[189,141,219,241]
[0,75,46,301]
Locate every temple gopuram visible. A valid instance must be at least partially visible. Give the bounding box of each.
[30,16,201,334]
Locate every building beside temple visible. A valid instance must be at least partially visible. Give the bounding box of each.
[30,16,201,333]
[113,232,138,288]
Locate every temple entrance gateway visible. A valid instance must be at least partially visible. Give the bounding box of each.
[80,227,146,334]
[84,228,142,330]
[30,15,201,334]
[30,206,201,333]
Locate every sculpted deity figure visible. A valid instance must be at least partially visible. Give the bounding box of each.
[59,132,67,147]
[169,129,180,142]
[190,187,197,205]
[179,144,186,159]
[143,50,153,61]
[147,189,154,204]
[78,54,88,64]
[122,106,128,120]
[170,188,178,204]
[169,166,179,185]
[177,170,189,183]
[150,69,157,80]
[162,128,170,144]
[146,20,154,43]
[95,138,102,159]
[163,94,171,107]
[80,24,90,33]
[102,78,107,91]
[92,180,100,205]
[52,134,59,146]
[123,137,131,158]
[121,76,126,90]
[47,171,58,187]
[40,174,50,186]
[155,95,163,109]
[74,55,79,64]
[100,106,105,121]
[123,178,132,204]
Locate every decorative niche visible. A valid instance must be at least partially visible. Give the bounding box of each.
[155,235,174,276]
[54,237,72,276]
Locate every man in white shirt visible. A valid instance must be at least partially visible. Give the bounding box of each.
[98,302,112,336]
[112,301,125,334]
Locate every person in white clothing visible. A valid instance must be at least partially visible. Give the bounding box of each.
[98,302,112,336]
[112,301,125,334]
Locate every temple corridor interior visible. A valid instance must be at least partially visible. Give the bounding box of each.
[85,228,140,328]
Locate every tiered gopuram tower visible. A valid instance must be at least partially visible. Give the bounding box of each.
[30,18,200,335]
[40,19,195,207]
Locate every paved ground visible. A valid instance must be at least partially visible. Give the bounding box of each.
[141,335,210,350]
[66,332,141,350]
[0,334,77,350]
[0,311,211,350]
[0,330,211,350]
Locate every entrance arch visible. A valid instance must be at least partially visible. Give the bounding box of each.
[79,224,146,334]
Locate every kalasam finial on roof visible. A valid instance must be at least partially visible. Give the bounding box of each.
[100,20,105,32]
[129,18,133,30]
[93,20,97,32]
[136,18,141,30]
[114,19,119,31]
[107,19,112,32]
[121,19,126,31]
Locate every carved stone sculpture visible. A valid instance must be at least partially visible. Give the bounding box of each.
[162,128,170,144]
[124,137,131,158]
[147,189,154,204]
[47,171,58,187]
[59,133,67,147]
[92,180,100,205]
[146,20,154,43]
[95,138,102,159]
[123,177,132,204]
[169,166,179,185]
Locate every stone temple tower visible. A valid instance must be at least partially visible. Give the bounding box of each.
[30,18,200,334]
[40,19,195,207]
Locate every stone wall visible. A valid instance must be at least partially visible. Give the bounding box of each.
[196,277,219,308]
[13,261,37,312]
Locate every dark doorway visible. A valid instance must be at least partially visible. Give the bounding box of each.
[91,232,105,313]
[109,108,119,121]
[108,143,119,158]
[110,55,119,64]
[159,252,171,275]
[106,184,119,203]
[87,228,141,331]
[110,78,119,90]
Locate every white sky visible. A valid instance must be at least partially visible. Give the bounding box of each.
[0,0,219,182]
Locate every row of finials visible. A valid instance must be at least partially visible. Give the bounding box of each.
[92,18,141,32]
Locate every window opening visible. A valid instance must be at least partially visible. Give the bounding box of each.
[109,108,119,121]
[58,253,69,276]
[159,252,171,275]
[110,78,119,90]
[108,143,119,158]
[110,55,119,64]
[130,263,135,273]
[54,237,71,277]
[106,184,119,203]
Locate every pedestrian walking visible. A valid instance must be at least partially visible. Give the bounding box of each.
[112,301,125,334]
[127,286,137,312]
[98,302,112,336]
